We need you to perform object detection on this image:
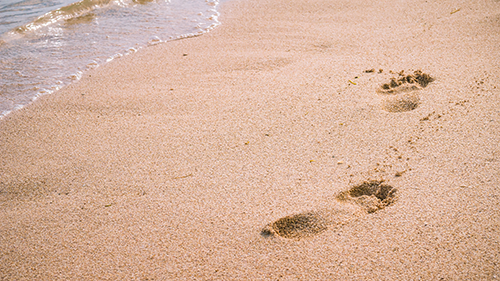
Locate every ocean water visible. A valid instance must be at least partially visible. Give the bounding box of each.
[0,0,221,118]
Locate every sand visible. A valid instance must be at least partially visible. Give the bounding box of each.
[1,0,500,279]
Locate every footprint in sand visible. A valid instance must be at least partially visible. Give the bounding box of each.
[261,180,397,239]
[335,180,397,214]
[377,70,434,113]
[260,212,328,239]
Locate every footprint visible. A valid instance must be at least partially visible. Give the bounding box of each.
[261,181,398,239]
[382,93,420,113]
[377,70,434,113]
[378,70,434,95]
[336,180,397,213]
[261,211,328,239]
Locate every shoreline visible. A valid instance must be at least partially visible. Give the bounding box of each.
[1,0,499,279]
[0,0,221,119]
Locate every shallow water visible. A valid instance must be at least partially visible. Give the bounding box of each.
[0,0,221,118]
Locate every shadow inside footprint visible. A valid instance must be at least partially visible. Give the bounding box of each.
[337,181,397,213]
[261,212,327,239]
[383,93,420,112]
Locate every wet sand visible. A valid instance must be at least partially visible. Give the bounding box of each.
[1,0,500,279]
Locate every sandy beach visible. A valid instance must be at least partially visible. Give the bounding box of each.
[1,0,500,279]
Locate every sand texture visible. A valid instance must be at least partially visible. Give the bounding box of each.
[1,0,500,279]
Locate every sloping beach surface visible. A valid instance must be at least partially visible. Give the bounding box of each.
[1,0,500,279]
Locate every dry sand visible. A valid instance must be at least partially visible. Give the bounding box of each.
[1,0,500,279]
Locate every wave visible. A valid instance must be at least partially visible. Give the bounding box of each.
[13,0,160,33]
